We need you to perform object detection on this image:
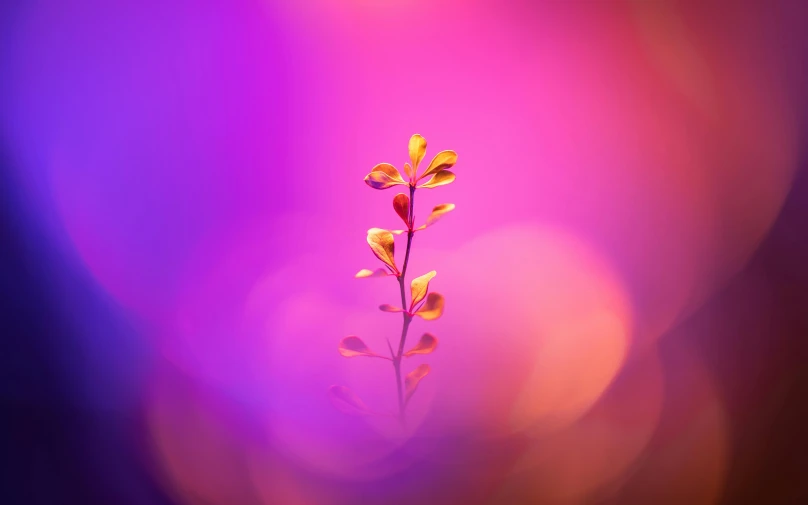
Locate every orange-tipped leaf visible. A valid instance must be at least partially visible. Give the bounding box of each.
[338,336,386,359]
[410,271,436,310]
[416,203,456,230]
[419,170,455,189]
[414,292,445,320]
[419,150,457,179]
[365,163,406,189]
[404,333,438,357]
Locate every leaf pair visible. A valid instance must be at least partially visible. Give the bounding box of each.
[364,163,408,190]
[364,134,458,190]
[410,271,445,319]
[409,134,458,188]
[328,363,430,416]
[338,333,438,359]
[391,200,456,233]
[356,202,455,279]
[379,296,444,319]
[410,271,435,311]
[379,271,445,320]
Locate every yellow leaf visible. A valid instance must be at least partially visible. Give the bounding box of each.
[393,193,410,227]
[416,203,456,230]
[418,170,456,189]
[404,162,414,180]
[379,304,404,313]
[367,228,398,274]
[364,163,406,190]
[338,336,387,359]
[414,292,445,320]
[372,162,406,180]
[355,268,391,278]
[404,333,438,357]
[409,134,427,172]
[410,270,436,310]
[328,385,372,416]
[404,364,431,404]
[419,150,457,179]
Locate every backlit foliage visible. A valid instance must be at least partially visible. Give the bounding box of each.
[328,134,458,424]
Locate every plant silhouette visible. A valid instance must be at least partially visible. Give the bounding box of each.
[328,134,457,425]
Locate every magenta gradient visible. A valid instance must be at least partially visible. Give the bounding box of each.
[3,1,808,504]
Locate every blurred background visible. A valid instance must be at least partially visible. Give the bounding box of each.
[2,1,808,504]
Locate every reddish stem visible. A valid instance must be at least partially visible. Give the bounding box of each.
[393,184,416,425]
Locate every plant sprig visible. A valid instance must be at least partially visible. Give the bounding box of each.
[329,134,458,425]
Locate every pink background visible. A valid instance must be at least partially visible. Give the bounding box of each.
[3,1,807,504]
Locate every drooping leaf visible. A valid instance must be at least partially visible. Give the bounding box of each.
[338,336,387,359]
[393,193,410,227]
[410,271,437,310]
[414,292,445,320]
[408,134,427,172]
[364,163,406,190]
[418,170,456,189]
[419,150,457,180]
[328,385,372,415]
[379,304,405,313]
[367,228,398,274]
[416,203,456,230]
[355,268,392,278]
[404,364,431,404]
[404,333,438,357]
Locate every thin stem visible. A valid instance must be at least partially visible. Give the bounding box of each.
[400,185,415,277]
[393,184,416,425]
[393,317,410,423]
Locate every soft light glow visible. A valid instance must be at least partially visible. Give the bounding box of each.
[2,0,802,503]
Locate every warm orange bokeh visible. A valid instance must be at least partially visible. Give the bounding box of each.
[411,224,633,437]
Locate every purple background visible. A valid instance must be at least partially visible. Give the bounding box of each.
[2,1,808,504]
